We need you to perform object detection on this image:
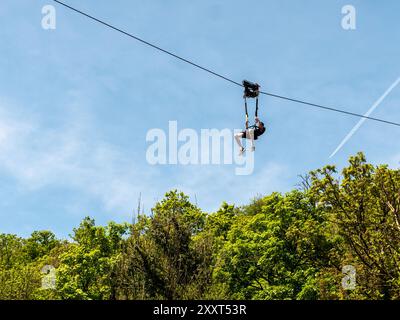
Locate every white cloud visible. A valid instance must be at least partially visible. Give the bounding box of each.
[0,98,292,219]
[0,100,156,217]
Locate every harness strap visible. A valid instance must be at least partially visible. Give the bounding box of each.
[243,80,261,130]
[244,97,249,129]
[255,97,259,118]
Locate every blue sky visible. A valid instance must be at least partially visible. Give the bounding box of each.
[1,0,399,238]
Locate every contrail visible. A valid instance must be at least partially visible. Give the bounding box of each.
[330,77,400,158]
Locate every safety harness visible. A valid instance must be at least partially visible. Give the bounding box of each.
[243,80,260,129]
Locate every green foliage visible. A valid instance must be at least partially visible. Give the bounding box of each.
[212,191,338,299]
[0,231,63,300]
[310,152,400,299]
[56,218,129,300]
[114,191,212,299]
[24,231,59,261]
[2,153,400,300]
[0,234,24,269]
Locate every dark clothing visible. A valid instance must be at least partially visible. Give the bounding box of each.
[242,126,266,140]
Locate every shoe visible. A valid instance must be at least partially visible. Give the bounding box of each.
[239,147,245,156]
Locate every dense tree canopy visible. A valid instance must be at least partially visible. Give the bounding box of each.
[1,153,400,300]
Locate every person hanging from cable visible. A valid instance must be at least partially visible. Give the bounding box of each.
[235,80,266,155]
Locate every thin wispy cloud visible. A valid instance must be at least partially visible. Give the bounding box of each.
[0,101,154,216]
[0,99,290,220]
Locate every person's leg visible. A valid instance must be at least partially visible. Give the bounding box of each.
[248,129,255,151]
[235,132,245,154]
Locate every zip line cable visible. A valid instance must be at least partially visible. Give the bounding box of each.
[259,91,400,127]
[53,0,400,128]
[52,0,242,88]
